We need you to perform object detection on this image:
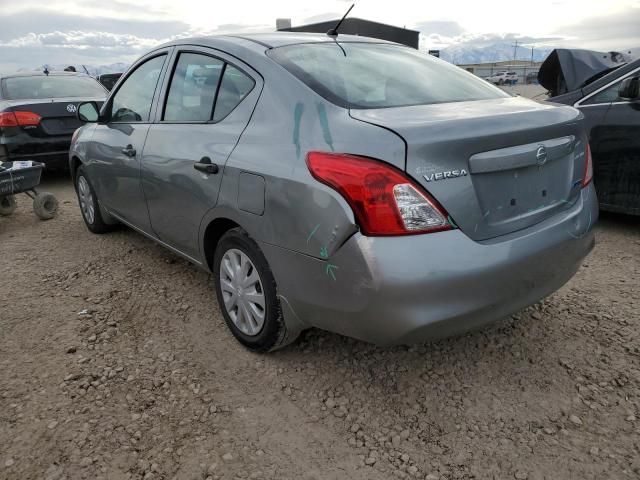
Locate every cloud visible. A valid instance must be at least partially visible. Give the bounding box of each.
[0,11,188,42]
[412,20,465,37]
[301,12,342,24]
[1,31,160,50]
[551,6,640,49]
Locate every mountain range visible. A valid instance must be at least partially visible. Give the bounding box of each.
[19,44,639,75]
[437,42,554,64]
[18,62,129,76]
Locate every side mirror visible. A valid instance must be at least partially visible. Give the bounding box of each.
[77,101,100,123]
[618,76,640,101]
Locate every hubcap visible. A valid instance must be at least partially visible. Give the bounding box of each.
[219,248,266,336]
[77,176,95,224]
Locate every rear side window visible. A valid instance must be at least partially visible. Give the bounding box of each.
[110,54,166,122]
[213,65,255,122]
[268,43,509,109]
[164,53,224,121]
[1,75,106,100]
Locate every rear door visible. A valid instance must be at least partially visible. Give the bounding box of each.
[88,51,170,233]
[141,47,261,259]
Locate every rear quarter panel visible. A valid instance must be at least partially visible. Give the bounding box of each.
[199,48,406,262]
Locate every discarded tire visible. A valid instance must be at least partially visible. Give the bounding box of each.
[0,195,17,216]
[33,192,58,220]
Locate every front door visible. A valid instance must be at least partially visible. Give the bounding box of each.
[141,49,260,258]
[581,70,640,214]
[597,96,640,214]
[89,52,169,232]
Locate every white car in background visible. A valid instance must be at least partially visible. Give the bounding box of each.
[487,71,518,85]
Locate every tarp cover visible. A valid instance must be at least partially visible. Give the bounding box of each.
[538,49,633,97]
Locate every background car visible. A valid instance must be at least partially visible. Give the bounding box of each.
[70,34,596,352]
[543,54,640,215]
[0,72,107,168]
[97,73,123,91]
[486,71,518,85]
[525,71,539,84]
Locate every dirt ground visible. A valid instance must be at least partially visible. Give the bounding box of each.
[498,84,548,100]
[1,172,639,480]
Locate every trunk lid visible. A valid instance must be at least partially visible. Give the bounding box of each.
[4,97,104,137]
[350,96,587,241]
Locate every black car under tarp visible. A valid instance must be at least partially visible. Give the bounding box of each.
[539,48,633,97]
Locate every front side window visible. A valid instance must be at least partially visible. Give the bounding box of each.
[164,53,224,122]
[583,80,625,105]
[268,43,509,109]
[110,54,166,122]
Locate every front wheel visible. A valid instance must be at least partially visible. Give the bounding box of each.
[498,79,505,85]
[75,165,115,234]
[213,228,293,352]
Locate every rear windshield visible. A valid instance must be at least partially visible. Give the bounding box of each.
[268,43,509,109]
[1,75,107,100]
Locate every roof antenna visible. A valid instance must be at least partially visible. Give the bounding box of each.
[327,3,354,37]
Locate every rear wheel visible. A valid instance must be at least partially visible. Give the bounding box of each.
[75,165,115,234]
[0,195,17,216]
[213,228,292,352]
[498,79,505,85]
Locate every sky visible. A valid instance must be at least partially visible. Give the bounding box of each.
[0,0,639,71]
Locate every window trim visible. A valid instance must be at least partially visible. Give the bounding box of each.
[159,49,256,125]
[102,50,170,124]
[575,65,640,108]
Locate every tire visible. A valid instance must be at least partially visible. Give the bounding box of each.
[75,165,115,234]
[0,195,17,216]
[32,192,58,220]
[498,79,504,85]
[213,228,292,352]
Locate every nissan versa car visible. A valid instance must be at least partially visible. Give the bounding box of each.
[0,72,107,168]
[69,33,598,352]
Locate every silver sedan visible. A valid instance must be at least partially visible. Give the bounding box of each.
[70,33,597,352]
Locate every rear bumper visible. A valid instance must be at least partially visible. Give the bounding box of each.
[2,133,71,169]
[262,184,598,345]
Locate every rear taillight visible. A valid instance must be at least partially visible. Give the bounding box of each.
[306,152,453,236]
[0,111,41,127]
[582,143,593,188]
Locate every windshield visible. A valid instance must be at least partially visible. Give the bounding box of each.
[268,43,509,109]
[2,75,107,100]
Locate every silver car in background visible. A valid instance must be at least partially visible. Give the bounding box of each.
[70,33,597,352]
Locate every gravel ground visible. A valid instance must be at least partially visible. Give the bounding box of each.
[1,173,639,480]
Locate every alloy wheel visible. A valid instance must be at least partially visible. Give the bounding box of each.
[77,175,95,224]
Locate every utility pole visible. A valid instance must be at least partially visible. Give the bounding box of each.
[512,40,519,63]
[531,46,534,65]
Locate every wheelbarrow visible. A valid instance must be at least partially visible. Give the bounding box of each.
[0,160,58,220]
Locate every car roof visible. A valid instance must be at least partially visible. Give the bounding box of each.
[159,32,397,51]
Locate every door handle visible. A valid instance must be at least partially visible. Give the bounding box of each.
[194,156,219,175]
[121,144,136,157]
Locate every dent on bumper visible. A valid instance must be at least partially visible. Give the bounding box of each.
[262,185,598,345]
